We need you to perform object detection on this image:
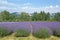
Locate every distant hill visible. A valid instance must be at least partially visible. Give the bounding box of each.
[12,12,33,17]
[12,12,19,16]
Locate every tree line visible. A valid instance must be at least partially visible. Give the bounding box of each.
[0,10,60,22]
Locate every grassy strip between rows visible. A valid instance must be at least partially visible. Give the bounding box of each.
[0,33,60,40]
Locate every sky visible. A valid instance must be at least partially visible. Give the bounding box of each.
[0,0,60,13]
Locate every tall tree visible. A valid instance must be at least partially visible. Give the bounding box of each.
[8,14,16,22]
[0,10,16,22]
[0,10,10,22]
[18,12,31,21]
[45,12,50,21]
[54,12,60,21]
[39,11,46,21]
[32,12,39,21]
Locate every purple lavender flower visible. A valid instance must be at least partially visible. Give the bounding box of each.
[31,22,60,35]
[0,22,31,33]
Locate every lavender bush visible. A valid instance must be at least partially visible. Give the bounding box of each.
[51,22,60,37]
[33,27,52,38]
[0,22,60,37]
[31,22,60,37]
[0,27,11,37]
[0,22,31,34]
[15,29,30,37]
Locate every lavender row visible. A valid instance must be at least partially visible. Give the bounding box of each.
[31,22,60,35]
[0,22,31,33]
[0,22,60,34]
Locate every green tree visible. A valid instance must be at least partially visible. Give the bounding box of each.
[54,12,60,21]
[39,11,46,21]
[32,12,39,21]
[8,14,16,22]
[18,12,31,21]
[0,10,16,22]
[45,12,50,21]
[0,10,10,22]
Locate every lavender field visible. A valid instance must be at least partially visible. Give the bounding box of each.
[0,0,60,40]
[0,22,31,32]
[31,22,60,34]
[0,22,60,40]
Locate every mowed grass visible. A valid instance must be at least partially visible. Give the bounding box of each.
[0,33,60,40]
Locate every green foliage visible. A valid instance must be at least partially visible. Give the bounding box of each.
[15,29,30,37]
[18,12,31,21]
[53,30,60,37]
[33,28,51,38]
[0,10,10,21]
[0,10,60,22]
[32,11,47,21]
[0,10,16,22]
[39,11,46,21]
[0,27,11,37]
[32,12,39,21]
[54,12,60,22]
[45,12,50,21]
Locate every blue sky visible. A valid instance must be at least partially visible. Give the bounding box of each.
[0,0,60,13]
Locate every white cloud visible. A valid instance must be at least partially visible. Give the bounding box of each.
[0,0,60,13]
[23,2,32,6]
[49,5,53,8]
[55,5,59,8]
[0,6,6,9]
[0,0,20,7]
[20,5,60,13]
[0,5,60,13]
[42,5,60,13]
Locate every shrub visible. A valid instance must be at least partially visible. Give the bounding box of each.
[0,27,11,37]
[53,30,60,37]
[51,26,60,37]
[15,29,30,37]
[33,28,52,38]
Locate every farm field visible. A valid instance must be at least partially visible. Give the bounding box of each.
[0,0,60,40]
[0,22,60,40]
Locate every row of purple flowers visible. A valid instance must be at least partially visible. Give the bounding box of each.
[0,22,60,35]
